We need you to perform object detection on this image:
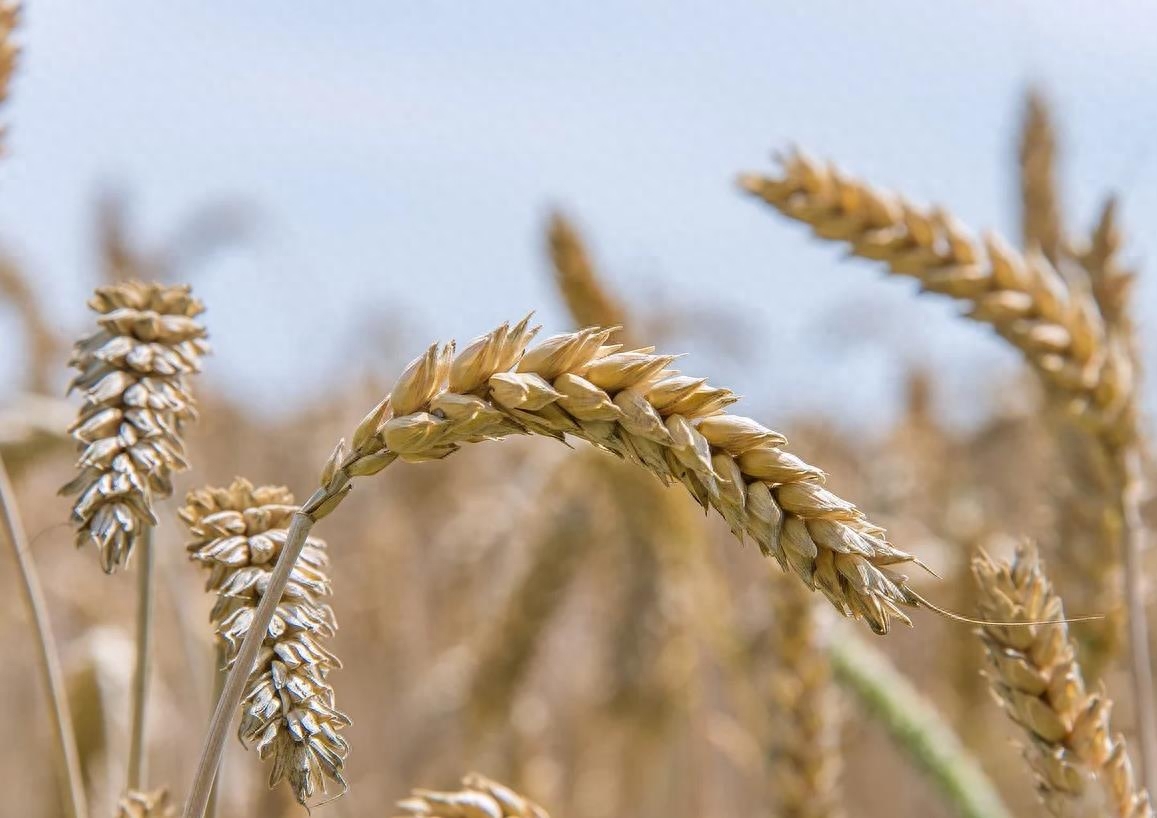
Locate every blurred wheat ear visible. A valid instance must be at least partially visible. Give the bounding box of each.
[395,773,552,818]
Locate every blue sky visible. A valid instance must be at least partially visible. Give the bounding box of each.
[1,2,1155,428]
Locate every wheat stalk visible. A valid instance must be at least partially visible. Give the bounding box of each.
[395,773,551,818]
[116,789,177,818]
[180,478,350,806]
[182,316,927,818]
[973,543,1151,818]
[831,634,1013,818]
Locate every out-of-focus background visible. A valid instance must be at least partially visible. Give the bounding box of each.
[2,3,1156,818]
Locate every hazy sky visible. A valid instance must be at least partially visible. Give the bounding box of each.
[1,2,1155,428]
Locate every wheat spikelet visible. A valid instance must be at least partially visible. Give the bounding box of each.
[973,543,1151,818]
[739,151,1135,445]
[116,789,176,818]
[395,773,551,818]
[1019,90,1064,264]
[332,316,925,634]
[180,478,349,805]
[758,575,843,818]
[546,212,630,335]
[61,282,208,572]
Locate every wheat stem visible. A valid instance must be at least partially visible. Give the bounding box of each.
[204,643,225,818]
[0,453,89,818]
[127,524,155,790]
[1122,448,1157,792]
[831,635,1013,818]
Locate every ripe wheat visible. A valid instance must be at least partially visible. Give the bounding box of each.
[396,773,551,818]
[739,151,1135,445]
[1019,90,1064,265]
[180,478,350,805]
[61,282,208,572]
[973,544,1151,818]
[325,316,926,634]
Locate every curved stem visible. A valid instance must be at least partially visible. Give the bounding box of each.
[0,453,89,818]
[1121,447,1156,793]
[127,525,155,790]
[205,643,226,818]
[830,635,1013,818]
[182,508,317,818]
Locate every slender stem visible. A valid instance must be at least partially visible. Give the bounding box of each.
[127,525,155,790]
[205,643,226,818]
[830,635,1013,818]
[1120,447,1156,794]
[182,509,317,818]
[0,454,90,818]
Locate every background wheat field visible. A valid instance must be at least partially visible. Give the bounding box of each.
[3,5,1157,818]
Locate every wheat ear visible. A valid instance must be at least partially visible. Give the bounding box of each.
[1018,90,1064,264]
[395,773,551,818]
[546,212,630,334]
[740,150,1157,789]
[180,478,350,806]
[183,317,927,818]
[116,789,177,818]
[61,282,209,572]
[0,1,17,154]
[973,544,1152,818]
[758,575,843,818]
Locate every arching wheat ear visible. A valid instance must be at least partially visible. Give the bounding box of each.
[974,544,1152,818]
[62,282,209,572]
[180,478,349,806]
[182,316,927,818]
[116,789,176,818]
[739,151,1136,445]
[395,774,551,818]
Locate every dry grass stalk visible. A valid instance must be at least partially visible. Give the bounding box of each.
[395,773,551,818]
[740,151,1135,446]
[61,282,209,572]
[1019,90,1064,264]
[546,212,630,335]
[116,789,177,818]
[180,478,350,806]
[973,544,1152,818]
[758,576,843,818]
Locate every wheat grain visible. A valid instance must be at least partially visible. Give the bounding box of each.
[116,789,177,818]
[180,478,350,806]
[1019,90,1064,265]
[396,773,551,818]
[739,151,1135,444]
[973,543,1151,818]
[61,282,208,572]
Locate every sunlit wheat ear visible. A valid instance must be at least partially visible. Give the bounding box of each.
[973,544,1152,818]
[395,773,551,818]
[61,282,208,572]
[739,151,1135,444]
[115,788,177,818]
[336,317,926,634]
[180,477,349,806]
